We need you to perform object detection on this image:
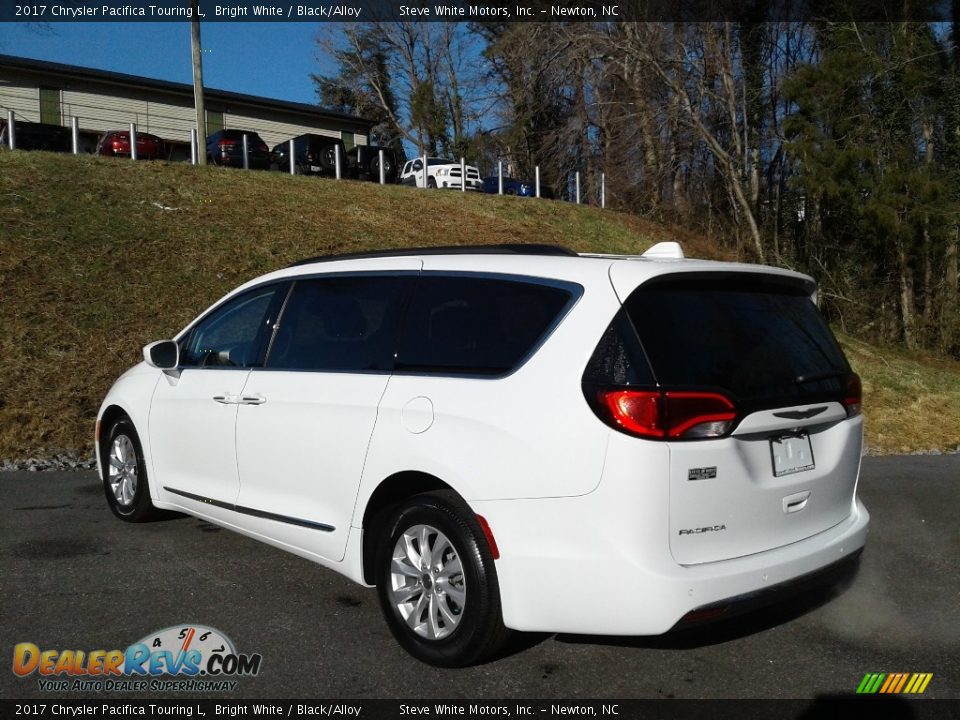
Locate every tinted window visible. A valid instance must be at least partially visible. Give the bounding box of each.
[624,274,850,404]
[582,308,655,386]
[266,275,414,372]
[180,284,285,368]
[396,276,574,376]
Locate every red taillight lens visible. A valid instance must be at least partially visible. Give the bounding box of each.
[218,139,237,150]
[843,373,862,417]
[599,390,736,439]
[602,390,664,438]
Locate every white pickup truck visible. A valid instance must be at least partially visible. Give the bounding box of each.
[399,156,483,190]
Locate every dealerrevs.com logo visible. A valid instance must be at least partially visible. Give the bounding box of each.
[13,625,262,692]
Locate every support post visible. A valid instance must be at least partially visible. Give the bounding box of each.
[242,133,249,170]
[461,156,466,192]
[6,110,14,149]
[379,149,385,184]
[535,166,541,198]
[575,171,581,204]
[289,139,296,175]
[498,160,503,195]
[601,173,606,209]
[190,128,198,165]
[190,0,207,165]
[71,117,80,155]
[129,123,138,160]
[335,143,341,179]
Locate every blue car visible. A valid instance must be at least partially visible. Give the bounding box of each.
[482,176,554,198]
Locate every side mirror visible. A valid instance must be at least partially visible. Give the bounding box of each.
[143,340,179,370]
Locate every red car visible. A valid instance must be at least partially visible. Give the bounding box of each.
[97,130,166,160]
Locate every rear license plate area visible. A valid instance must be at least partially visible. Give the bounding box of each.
[770,433,815,477]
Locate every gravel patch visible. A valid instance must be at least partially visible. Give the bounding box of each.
[0,449,97,472]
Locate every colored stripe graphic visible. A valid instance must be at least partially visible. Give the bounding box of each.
[857,673,933,694]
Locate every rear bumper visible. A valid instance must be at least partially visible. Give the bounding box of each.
[472,473,869,636]
[672,545,864,629]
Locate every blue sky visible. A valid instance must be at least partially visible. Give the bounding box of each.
[1,22,334,104]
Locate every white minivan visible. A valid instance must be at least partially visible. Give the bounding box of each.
[97,243,869,666]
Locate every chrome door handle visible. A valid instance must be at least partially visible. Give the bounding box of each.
[212,394,239,404]
[238,395,266,405]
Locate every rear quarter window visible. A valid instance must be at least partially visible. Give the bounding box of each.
[396,275,577,376]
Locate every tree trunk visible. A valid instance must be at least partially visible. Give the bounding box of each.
[943,228,959,353]
[898,239,918,350]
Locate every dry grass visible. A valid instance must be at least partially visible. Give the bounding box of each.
[1,150,957,458]
[839,335,960,455]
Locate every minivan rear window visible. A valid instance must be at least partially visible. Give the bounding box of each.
[624,273,850,407]
[396,275,575,376]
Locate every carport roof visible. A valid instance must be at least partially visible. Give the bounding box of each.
[0,53,376,130]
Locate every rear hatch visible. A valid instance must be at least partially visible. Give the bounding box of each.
[584,268,863,565]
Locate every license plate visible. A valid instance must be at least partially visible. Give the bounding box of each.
[310,165,322,172]
[770,433,815,477]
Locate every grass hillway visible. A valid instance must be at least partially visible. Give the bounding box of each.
[1,151,958,459]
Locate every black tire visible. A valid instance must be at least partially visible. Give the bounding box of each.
[369,155,393,181]
[102,418,157,523]
[427,177,437,189]
[505,187,517,196]
[375,491,511,667]
[321,146,338,171]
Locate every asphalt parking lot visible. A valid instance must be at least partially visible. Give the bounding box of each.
[1,455,957,700]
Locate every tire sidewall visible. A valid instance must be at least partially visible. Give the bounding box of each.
[102,419,151,522]
[375,495,499,667]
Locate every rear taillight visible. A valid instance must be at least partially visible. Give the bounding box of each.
[218,139,237,150]
[843,373,862,417]
[599,389,736,440]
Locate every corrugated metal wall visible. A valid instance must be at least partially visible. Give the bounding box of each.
[0,68,369,149]
[222,111,340,147]
[0,85,41,122]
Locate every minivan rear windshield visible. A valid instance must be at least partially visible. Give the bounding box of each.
[624,273,850,406]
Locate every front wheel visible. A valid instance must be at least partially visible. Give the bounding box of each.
[102,418,157,522]
[375,492,510,667]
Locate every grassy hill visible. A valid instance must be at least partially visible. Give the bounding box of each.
[1,150,958,458]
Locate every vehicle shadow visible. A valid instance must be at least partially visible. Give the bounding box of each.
[554,555,862,651]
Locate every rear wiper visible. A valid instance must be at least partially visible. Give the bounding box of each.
[795,370,848,384]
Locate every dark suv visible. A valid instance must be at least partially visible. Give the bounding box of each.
[0,121,71,153]
[206,130,270,170]
[346,145,400,183]
[270,134,346,176]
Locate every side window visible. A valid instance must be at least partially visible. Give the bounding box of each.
[180,284,285,368]
[396,276,574,376]
[402,161,411,174]
[266,275,414,372]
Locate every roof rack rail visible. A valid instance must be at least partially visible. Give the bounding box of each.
[287,243,578,268]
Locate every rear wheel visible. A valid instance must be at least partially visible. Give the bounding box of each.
[370,155,393,181]
[102,418,157,523]
[427,177,437,189]
[375,491,510,667]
